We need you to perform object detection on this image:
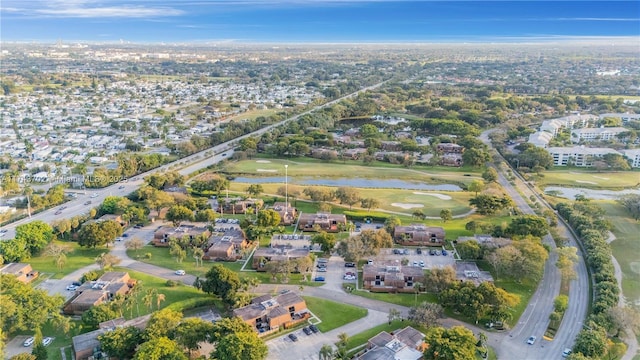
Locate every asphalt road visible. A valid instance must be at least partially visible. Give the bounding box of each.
[480,129,589,359]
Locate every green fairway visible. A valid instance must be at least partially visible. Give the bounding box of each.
[28,241,106,279]
[597,201,640,304]
[303,296,368,332]
[537,169,640,190]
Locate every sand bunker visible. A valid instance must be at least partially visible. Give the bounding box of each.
[575,180,597,185]
[257,169,277,172]
[256,160,272,163]
[412,192,452,200]
[391,203,424,209]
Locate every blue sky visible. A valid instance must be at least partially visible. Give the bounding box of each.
[1,1,639,43]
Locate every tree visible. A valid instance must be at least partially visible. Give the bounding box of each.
[31,328,46,360]
[42,242,72,270]
[82,303,119,330]
[175,318,214,356]
[468,179,485,196]
[469,194,513,215]
[335,187,360,210]
[166,205,195,227]
[201,264,241,305]
[15,221,55,256]
[423,326,477,360]
[195,209,218,223]
[360,198,380,212]
[213,331,268,360]
[439,209,452,223]
[482,167,499,183]
[388,308,402,324]
[618,194,640,220]
[462,148,491,168]
[423,266,457,293]
[101,196,131,214]
[144,308,183,341]
[556,246,579,282]
[209,317,254,343]
[77,220,123,248]
[455,240,481,260]
[245,184,264,198]
[408,302,443,328]
[0,238,30,262]
[506,215,549,237]
[134,337,187,360]
[606,306,640,338]
[573,326,608,358]
[383,216,401,235]
[125,237,145,256]
[99,326,143,360]
[319,344,334,360]
[192,247,205,267]
[95,253,122,270]
[256,209,281,228]
[311,231,337,252]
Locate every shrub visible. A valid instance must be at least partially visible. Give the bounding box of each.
[81,269,105,283]
[145,252,152,259]
[166,280,179,287]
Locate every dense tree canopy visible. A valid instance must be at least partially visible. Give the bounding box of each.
[77,220,123,248]
[423,326,478,360]
[201,264,241,305]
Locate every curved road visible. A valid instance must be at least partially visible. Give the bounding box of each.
[480,129,589,359]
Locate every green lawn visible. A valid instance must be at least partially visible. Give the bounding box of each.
[537,169,640,190]
[597,201,640,304]
[303,296,368,332]
[29,241,106,279]
[344,283,438,308]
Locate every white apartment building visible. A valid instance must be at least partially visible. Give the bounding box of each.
[547,146,622,167]
[528,131,554,148]
[622,149,640,168]
[570,127,627,143]
[599,113,640,124]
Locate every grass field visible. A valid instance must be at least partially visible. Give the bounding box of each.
[342,319,420,350]
[28,241,106,279]
[597,201,640,304]
[536,169,640,190]
[303,296,368,332]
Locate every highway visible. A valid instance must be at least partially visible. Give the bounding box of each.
[480,129,589,359]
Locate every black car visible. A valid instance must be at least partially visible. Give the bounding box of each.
[288,334,298,342]
[302,327,312,335]
[416,248,422,254]
[309,324,319,333]
[344,262,355,267]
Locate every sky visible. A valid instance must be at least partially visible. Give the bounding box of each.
[1,0,639,43]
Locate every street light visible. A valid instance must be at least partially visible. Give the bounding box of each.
[284,164,289,218]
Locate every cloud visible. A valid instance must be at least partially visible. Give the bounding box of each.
[2,0,185,18]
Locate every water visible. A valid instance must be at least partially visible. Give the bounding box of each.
[544,186,640,200]
[231,176,462,191]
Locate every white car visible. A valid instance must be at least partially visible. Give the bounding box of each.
[90,193,99,198]
[175,270,186,276]
[527,336,537,345]
[23,337,35,347]
[42,337,53,346]
[562,348,572,358]
[66,284,77,291]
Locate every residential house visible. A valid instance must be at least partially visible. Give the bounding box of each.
[393,225,445,246]
[599,112,640,124]
[0,263,39,283]
[436,143,464,154]
[72,314,151,360]
[204,228,249,260]
[233,292,310,336]
[153,222,211,247]
[355,326,426,360]
[622,148,640,168]
[341,148,368,160]
[217,197,263,215]
[310,148,338,159]
[64,272,133,315]
[528,131,554,148]
[362,263,425,293]
[297,212,347,232]
[98,214,127,226]
[252,246,310,271]
[269,202,297,225]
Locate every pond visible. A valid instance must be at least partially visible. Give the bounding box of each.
[544,186,640,200]
[231,176,463,191]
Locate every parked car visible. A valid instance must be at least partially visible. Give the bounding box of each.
[90,193,99,198]
[288,333,298,342]
[429,249,436,255]
[435,250,441,256]
[419,260,425,267]
[416,248,422,254]
[343,275,356,280]
[66,284,77,291]
[42,337,53,346]
[442,249,448,256]
[403,249,410,255]
[314,276,325,282]
[54,210,62,215]
[316,263,327,269]
[367,259,373,265]
[527,336,537,345]
[134,224,144,228]
[118,185,125,189]
[122,233,129,237]
[317,258,328,263]
[84,200,92,205]
[317,267,327,272]
[72,281,82,286]
[393,249,402,255]
[309,324,319,333]
[302,327,312,335]
[562,348,572,358]
[344,262,355,267]
[175,270,186,276]
[23,337,35,347]
[413,261,418,267]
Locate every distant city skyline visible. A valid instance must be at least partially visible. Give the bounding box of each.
[1,1,639,43]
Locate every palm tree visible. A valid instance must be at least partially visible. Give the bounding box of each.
[143,288,156,312]
[192,247,204,267]
[388,308,401,324]
[155,293,166,310]
[413,282,423,306]
[318,344,333,360]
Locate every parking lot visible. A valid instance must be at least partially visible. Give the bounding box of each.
[372,247,455,269]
